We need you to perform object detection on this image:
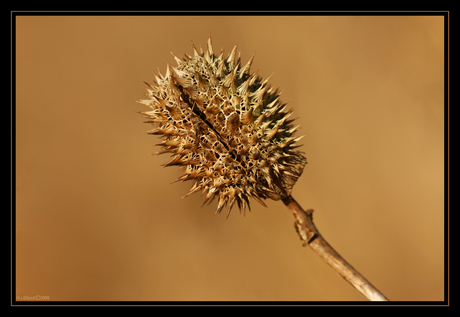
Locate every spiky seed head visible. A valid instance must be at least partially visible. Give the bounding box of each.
[139,38,307,217]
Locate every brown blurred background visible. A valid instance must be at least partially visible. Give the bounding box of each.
[15,15,445,301]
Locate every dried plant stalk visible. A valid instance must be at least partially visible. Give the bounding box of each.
[282,195,389,301]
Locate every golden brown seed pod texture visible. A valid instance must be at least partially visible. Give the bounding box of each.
[139,38,307,217]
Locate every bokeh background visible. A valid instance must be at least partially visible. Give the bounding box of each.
[15,15,445,302]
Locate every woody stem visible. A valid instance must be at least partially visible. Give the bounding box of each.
[281,195,389,301]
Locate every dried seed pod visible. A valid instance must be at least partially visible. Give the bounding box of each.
[139,38,307,217]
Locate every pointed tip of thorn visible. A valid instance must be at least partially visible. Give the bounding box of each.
[207,36,214,56]
[170,51,182,65]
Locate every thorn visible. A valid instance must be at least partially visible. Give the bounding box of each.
[239,52,255,79]
[226,197,236,219]
[227,45,238,70]
[164,64,171,78]
[215,195,228,215]
[261,73,274,86]
[252,195,268,208]
[207,36,214,56]
[217,49,224,62]
[170,51,182,65]
[237,77,251,96]
[182,182,202,199]
[216,60,226,78]
[191,40,200,57]
[156,67,164,80]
